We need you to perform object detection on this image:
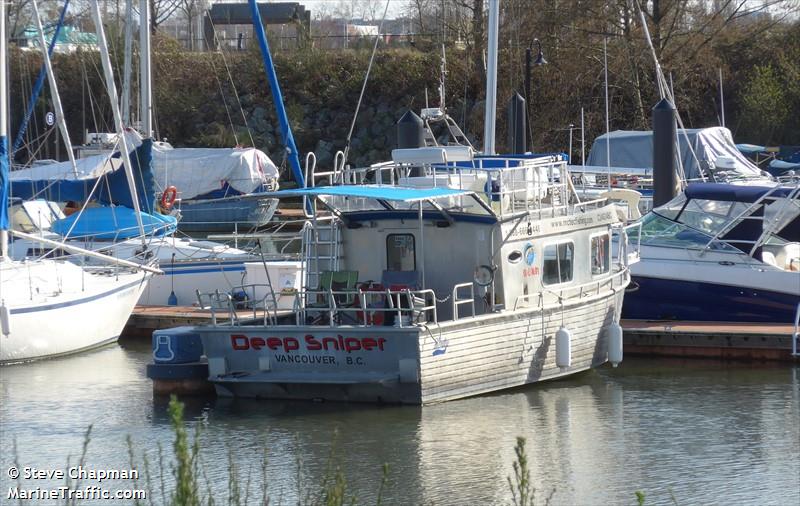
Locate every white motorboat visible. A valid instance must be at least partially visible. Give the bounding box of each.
[622,182,800,323]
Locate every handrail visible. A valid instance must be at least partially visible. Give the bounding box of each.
[196,289,237,326]
[613,221,642,266]
[281,287,441,327]
[513,266,629,311]
[452,282,475,320]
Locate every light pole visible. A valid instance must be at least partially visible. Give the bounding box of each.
[525,39,547,150]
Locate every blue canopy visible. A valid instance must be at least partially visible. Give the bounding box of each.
[11,139,157,213]
[685,183,796,203]
[278,185,473,203]
[51,206,177,240]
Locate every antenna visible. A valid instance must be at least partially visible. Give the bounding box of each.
[719,68,725,127]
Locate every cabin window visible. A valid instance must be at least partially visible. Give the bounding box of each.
[542,242,574,285]
[591,234,610,275]
[386,234,416,271]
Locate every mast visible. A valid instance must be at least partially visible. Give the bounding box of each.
[122,0,133,125]
[90,0,147,246]
[482,0,499,155]
[12,0,69,157]
[32,0,78,177]
[139,0,152,137]
[247,0,304,188]
[1,0,9,259]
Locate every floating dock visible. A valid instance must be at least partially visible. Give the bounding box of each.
[622,320,800,362]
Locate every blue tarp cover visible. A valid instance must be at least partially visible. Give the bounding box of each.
[685,183,796,203]
[51,206,177,240]
[278,185,473,202]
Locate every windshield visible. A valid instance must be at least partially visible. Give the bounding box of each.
[674,198,754,236]
[631,212,738,251]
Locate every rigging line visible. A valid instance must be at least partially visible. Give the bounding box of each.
[208,16,255,148]
[85,58,102,135]
[206,48,239,146]
[634,0,704,185]
[343,0,391,166]
[12,0,70,157]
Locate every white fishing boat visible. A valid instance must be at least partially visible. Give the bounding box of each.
[0,1,157,364]
[152,0,640,404]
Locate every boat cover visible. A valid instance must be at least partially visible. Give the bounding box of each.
[684,183,796,203]
[9,130,279,200]
[587,127,763,180]
[51,206,178,240]
[11,140,158,213]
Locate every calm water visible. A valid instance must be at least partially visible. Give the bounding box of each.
[1,339,798,505]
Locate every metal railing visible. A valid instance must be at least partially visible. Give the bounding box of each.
[293,287,439,328]
[513,267,630,311]
[614,221,643,267]
[196,289,238,325]
[452,282,476,320]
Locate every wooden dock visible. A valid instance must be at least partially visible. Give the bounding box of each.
[125,308,800,363]
[622,320,799,362]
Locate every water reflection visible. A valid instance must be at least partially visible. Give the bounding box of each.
[1,341,798,505]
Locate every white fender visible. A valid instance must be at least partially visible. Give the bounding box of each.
[555,327,571,369]
[1,302,10,337]
[607,321,623,367]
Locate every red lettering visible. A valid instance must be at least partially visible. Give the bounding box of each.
[344,337,362,353]
[305,335,321,350]
[376,337,386,350]
[362,338,377,351]
[322,337,339,350]
[266,337,282,350]
[284,337,300,352]
[231,334,249,350]
[250,337,266,350]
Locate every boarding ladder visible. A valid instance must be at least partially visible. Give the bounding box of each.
[302,216,343,293]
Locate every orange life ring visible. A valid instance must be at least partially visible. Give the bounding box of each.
[160,186,178,211]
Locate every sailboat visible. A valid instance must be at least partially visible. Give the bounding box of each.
[6,1,277,308]
[0,0,159,364]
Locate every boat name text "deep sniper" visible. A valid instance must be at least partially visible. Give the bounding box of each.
[230,334,387,353]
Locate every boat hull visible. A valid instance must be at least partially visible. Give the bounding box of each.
[623,246,800,323]
[1,264,149,364]
[198,288,623,404]
[177,194,279,233]
[623,275,799,323]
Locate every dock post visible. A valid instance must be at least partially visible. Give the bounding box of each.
[652,98,677,207]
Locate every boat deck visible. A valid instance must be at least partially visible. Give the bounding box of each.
[123,305,295,339]
[622,319,799,362]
